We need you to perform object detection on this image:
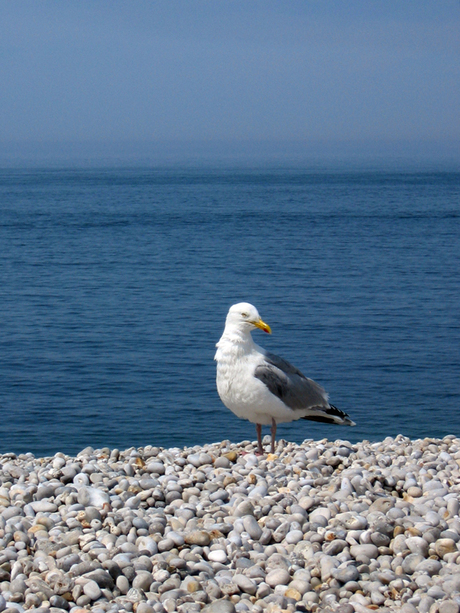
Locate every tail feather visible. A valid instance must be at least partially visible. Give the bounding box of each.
[302,404,356,426]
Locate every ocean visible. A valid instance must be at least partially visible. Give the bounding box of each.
[1,167,459,457]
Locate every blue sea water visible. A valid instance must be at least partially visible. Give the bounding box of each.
[0,167,459,457]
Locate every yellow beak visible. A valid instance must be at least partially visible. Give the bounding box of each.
[252,318,272,334]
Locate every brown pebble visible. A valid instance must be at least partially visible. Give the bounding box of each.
[184,530,211,546]
[285,588,302,601]
[186,581,201,593]
[435,538,456,558]
[28,525,48,535]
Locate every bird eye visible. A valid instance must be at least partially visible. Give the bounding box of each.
[241,312,249,318]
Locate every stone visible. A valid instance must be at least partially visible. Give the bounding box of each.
[77,487,110,509]
[30,500,58,513]
[400,605,419,613]
[233,574,257,595]
[185,530,211,546]
[208,550,228,564]
[83,579,102,601]
[49,595,70,610]
[136,605,155,613]
[439,602,460,613]
[284,588,302,601]
[336,605,355,613]
[202,599,236,613]
[435,538,457,557]
[3,434,460,613]
[132,571,153,591]
[418,597,436,613]
[406,536,429,557]
[333,565,360,583]
[416,559,442,576]
[427,585,447,600]
[285,529,303,544]
[266,569,291,587]
[368,497,395,513]
[242,515,262,540]
[350,544,379,560]
[83,570,115,589]
[402,553,425,574]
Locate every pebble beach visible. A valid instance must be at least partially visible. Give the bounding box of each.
[2,436,460,613]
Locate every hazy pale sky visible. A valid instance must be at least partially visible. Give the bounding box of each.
[1,1,459,163]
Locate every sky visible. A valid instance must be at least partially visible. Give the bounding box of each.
[1,1,459,165]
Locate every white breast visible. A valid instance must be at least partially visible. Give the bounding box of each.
[215,336,295,426]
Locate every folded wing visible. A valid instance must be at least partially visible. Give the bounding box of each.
[254,351,355,426]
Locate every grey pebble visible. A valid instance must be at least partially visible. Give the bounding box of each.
[116,574,130,594]
[77,486,110,508]
[439,602,460,613]
[83,579,102,600]
[333,565,360,583]
[84,569,115,589]
[2,436,460,613]
[29,500,57,513]
[402,552,425,574]
[242,515,262,540]
[416,558,443,575]
[202,599,236,613]
[350,543,379,560]
[49,595,70,610]
[265,568,290,587]
[136,605,155,613]
[400,605,419,613]
[418,596,436,613]
[427,585,447,599]
[232,574,257,595]
[336,606,354,613]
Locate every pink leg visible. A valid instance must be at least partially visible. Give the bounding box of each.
[256,423,264,455]
[271,418,277,454]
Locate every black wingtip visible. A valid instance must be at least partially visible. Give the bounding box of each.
[329,404,356,425]
[302,404,355,426]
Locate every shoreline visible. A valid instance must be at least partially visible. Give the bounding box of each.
[1,435,460,613]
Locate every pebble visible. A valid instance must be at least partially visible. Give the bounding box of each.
[2,436,460,612]
[350,543,379,560]
[208,550,228,564]
[184,530,211,546]
[435,537,457,557]
[233,574,257,595]
[242,515,262,540]
[203,600,236,613]
[82,580,101,601]
[334,564,360,583]
[439,603,460,613]
[265,569,290,588]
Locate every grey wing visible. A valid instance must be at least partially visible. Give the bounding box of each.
[254,351,329,411]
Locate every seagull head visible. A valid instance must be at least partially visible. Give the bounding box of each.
[225,302,272,334]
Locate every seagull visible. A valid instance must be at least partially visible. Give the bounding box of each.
[215,302,355,455]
